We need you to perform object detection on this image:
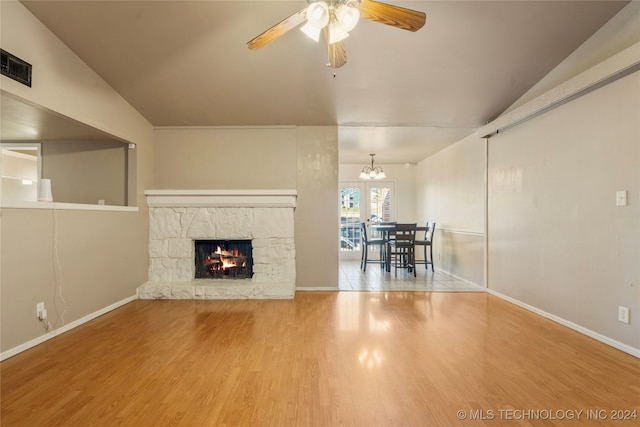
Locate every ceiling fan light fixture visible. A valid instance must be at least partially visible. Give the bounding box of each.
[328,21,349,44]
[247,0,426,68]
[335,4,360,32]
[306,1,330,29]
[300,22,322,42]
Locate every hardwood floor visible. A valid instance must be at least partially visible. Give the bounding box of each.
[2,292,639,426]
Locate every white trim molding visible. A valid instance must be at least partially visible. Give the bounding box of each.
[0,201,138,212]
[296,287,339,292]
[487,289,640,359]
[145,189,297,208]
[438,228,484,237]
[1,295,137,361]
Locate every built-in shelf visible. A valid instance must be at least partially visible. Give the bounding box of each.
[0,201,138,212]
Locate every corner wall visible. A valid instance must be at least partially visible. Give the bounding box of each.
[506,1,640,113]
[481,2,640,355]
[0,1,151,145]
[414,3,640,354]
[487,70,639,352]
[1,1,154,355]
[415,134,486,286]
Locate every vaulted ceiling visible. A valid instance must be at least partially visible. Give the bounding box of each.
[5,1,629,163]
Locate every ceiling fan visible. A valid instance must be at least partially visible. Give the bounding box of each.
[247,0,426,69]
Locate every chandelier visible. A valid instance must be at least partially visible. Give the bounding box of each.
[359,154,386,180]
[300,0,361,44]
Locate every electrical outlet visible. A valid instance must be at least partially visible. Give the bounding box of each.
[618,306,630,324]
[36,302,45,319]
[616,190,628,207]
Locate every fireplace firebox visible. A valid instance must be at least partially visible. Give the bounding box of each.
[194,240,253,279]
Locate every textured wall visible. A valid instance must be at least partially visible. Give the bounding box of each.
[415,134,486,285]
[488,71,639,350]
[295,126,339,289]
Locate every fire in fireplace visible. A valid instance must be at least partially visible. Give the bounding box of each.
[194,240,253,279]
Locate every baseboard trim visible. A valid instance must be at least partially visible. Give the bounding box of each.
[487,289,640,359]
[437,269,486,290]
[1,295,137,361]
[296,287,338,292]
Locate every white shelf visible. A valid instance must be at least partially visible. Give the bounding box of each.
[0,201,138,212]
[144,189,297,208]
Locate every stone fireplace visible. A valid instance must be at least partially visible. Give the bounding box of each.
[137,190,297,299]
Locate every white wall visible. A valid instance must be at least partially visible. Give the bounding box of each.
[488,70,639,352]
[482,1,640,354]
[414,134,485,285]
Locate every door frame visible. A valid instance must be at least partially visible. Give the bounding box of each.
[339,180,396,260]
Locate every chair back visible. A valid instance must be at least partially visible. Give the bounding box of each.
[380,221,397,239]
[426,222,436,243]
[360,222,369,243]
[394,223,416,245]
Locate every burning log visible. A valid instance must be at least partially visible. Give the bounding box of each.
[194,240,253,279]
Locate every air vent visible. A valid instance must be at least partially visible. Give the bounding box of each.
[1,49,32,87]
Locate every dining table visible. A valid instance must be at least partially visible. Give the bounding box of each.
[371,223,427,272]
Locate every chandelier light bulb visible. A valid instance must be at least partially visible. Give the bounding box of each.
[359,154,385,180]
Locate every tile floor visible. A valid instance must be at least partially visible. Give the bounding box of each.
[338,259,485,292]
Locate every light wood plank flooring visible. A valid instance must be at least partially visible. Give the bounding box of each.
[2,292,639,426]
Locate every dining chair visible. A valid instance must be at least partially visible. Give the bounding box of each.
[387,223,417,277]
[360,222,386,271]
[371,221,396,272]
[414,222,436,272]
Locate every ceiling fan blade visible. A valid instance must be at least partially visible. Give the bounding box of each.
[323,27,347,68]
[247,8,307,50]
[358,0,426,32]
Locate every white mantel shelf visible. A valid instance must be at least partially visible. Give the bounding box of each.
[144,189,297,208]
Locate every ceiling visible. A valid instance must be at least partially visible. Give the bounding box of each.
[3,0,629,163]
